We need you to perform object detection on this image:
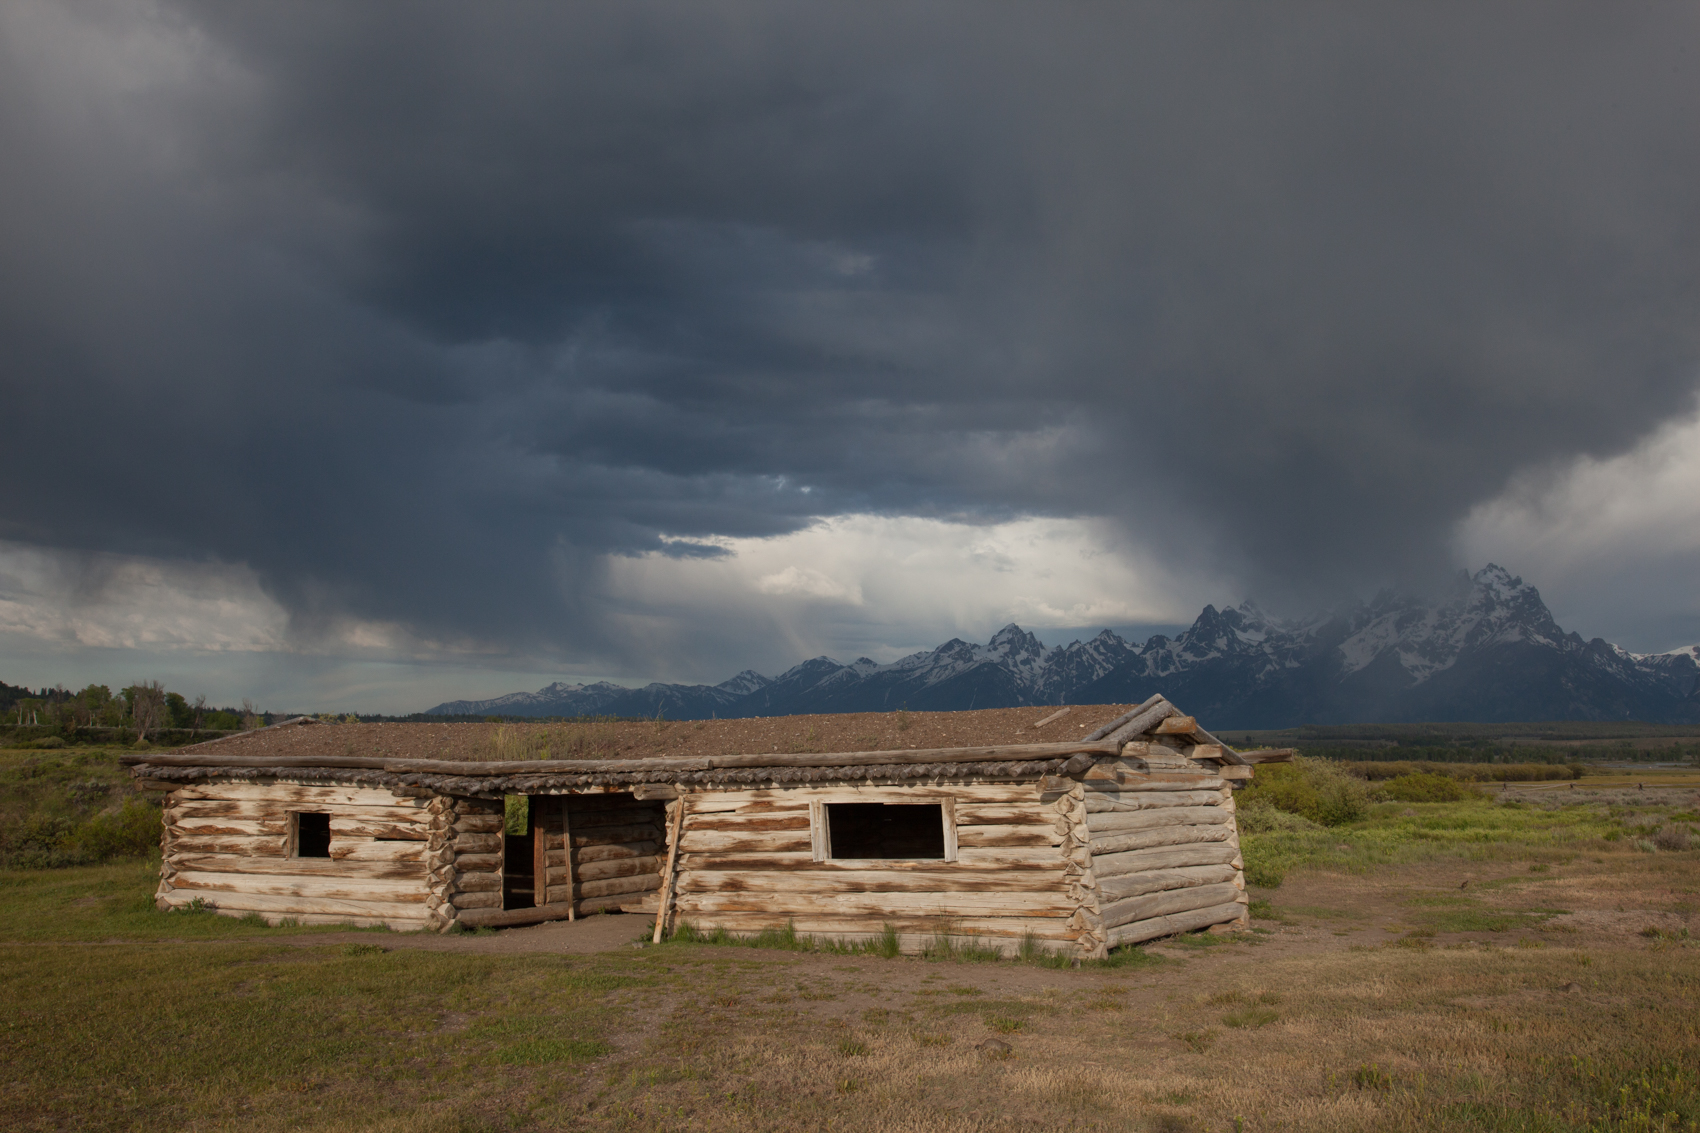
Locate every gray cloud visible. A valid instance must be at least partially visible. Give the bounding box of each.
[3,1,1699,681]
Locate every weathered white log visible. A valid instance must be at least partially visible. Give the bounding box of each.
[572,875,659,900]
[687,814,812,833]
[678,846,1066,872]
[454,903,575,929]
[166,800,428,823]
[565,855,661,883]
[1084,775,1226,793]
[1107,900,1247,946]
[455,815,505,834]
[1031,707,1071,728]
[169,871,429,903]
[164,783,419,807]
[955,824,1061,849]
[169,818,286,838]
[1221,766,1253,782]
[654,797,688,943]
[454,852,501,873]
[1091,841,1241,876]
[954,804,1053,826]
[1081,694,1165,740]
[328,817,428,841]
[679,831,813,854]
[456,873,502,893]
[167,835,287,857]
[674,892,1073,918]
[1099,881,1243,930]
[1084,789,1228,812]
[1085,806,1230,834]
[1096,864,1238,902]
[159,889,432,920]
[670,912,1070,940]
[680,783,1037,813]
[1090,824,1234,856]
[1235,748,1295,764]
[173,854,426,881]
[676,869,1067,896]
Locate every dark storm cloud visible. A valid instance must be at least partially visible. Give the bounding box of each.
[3,1,1699,670]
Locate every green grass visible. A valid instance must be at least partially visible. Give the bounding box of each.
[1242,797,1627,887]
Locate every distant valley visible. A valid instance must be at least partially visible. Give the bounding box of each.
[427,566,1700,728]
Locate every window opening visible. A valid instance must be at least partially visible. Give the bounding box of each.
[295,812,331,858]
[825,803,946,860]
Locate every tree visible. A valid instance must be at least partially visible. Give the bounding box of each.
[127,681,167,743]
[191,694,207,737]
[240,698,259,732]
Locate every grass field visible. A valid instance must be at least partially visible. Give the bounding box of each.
[1,770,1697,1131]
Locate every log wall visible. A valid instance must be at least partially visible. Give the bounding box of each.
[663,782,1078,955]
[1066,741,1249,958]
[156,780,437,929]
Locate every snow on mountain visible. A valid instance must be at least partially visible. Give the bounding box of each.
[425,565,1700,725]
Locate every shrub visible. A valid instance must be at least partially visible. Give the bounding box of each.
[1235,797,1322,834]
[1237,757,1369,826]
[1653,826,1692,852]
[1373,772,1483,803]
[0,798,161,868]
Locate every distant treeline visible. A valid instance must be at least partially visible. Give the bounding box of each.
[1,679,270,744]
[1224,719,1700,766]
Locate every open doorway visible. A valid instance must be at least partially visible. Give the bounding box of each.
[501,795,536,911]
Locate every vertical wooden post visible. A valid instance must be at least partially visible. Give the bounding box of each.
[652,795,688,944]
[562,795,575,921]
[532,796,548,909]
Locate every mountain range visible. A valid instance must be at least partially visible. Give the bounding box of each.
[426,566,1700,728]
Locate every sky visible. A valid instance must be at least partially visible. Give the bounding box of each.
[3,2,1699,713]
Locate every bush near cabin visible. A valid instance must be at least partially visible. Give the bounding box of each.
[1236,757,1369,827]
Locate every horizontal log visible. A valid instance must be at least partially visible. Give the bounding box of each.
[170,871,429,903]
[1107,900,1246,947]
[954,825,1060,849]
[159,889,432,920]
[1085,806,1230,834]
[1089,824,1234,856]
[1091,842,1241,876]
[1221,766,1254,781]
[679,831,813,854]
[326,840,427,863]
[131,754,392,769]
[673,913,1071,940]
[569,805,665,829]
[182,908,431,930]
[632,784,678,800]
[166,783,421,807]
[455,873,502,893]
[1084,789,1228,813]
[686,784,1034,812]
[1099,882,1243,930]
[677,870,1066,896]
[1236,748,1295,764]
[329,817,428,841]
[570,840,661,864]
[954,804,1051,826]
[173,855,426,881]
[674,892,1074,919]
[1153,716,1197,735]
[577,893,644,915]
[572,823,663,847]
[1084,775,1226,793]
[170,818,285,838]
[455,815,505,834]
[680,848,1065,872]
[685,814,811,834]
[453,853,501,873]
[1096,864,1239,902]
[167,835,286,857]
[565,856,661,883]
[451,891,503,910]
[167,801,428,823]
[574,875,659,900]
[452,903,576,929]
[454,833,503,854]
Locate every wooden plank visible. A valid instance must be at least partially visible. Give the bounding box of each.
[170,871,430,903]
[166,784,422,807]
[1096,864,1238,902]
[670,913,1070,940]
[676,870,1066,895]
[679,831,814,854]
[954,825,1060,849]
[1031,707,1071,728]
[675,893,1074,918]
[1099,881,1244,930]
[1085,806,1231,834]
[808,799,827,862]
[941,796,958,862]
[1107,900,1246,947]
[954,803,1052,826]
[549,856,660,884]
[159,889,433,920]
[681,847,1066,872]
[654,798,688,943]
[174,855,427,881]
[1083,789,1228,813]
[328,817,428,841]
[1089,824,1234,856]
[1091,842,1240,876]
[1153,716,1196,735]
[167,801,428,822]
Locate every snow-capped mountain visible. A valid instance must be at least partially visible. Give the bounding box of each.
[424,566,1700,726]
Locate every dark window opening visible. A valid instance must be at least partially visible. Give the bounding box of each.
[295,812,331,858]
[826,803,945,860]
[503,795,536,911]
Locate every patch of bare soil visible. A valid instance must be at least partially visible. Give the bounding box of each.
[158,703,1140,763]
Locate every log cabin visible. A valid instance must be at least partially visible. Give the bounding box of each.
[125,695,1291,958]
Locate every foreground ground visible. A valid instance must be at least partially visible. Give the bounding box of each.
[2,774,1697,1132]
